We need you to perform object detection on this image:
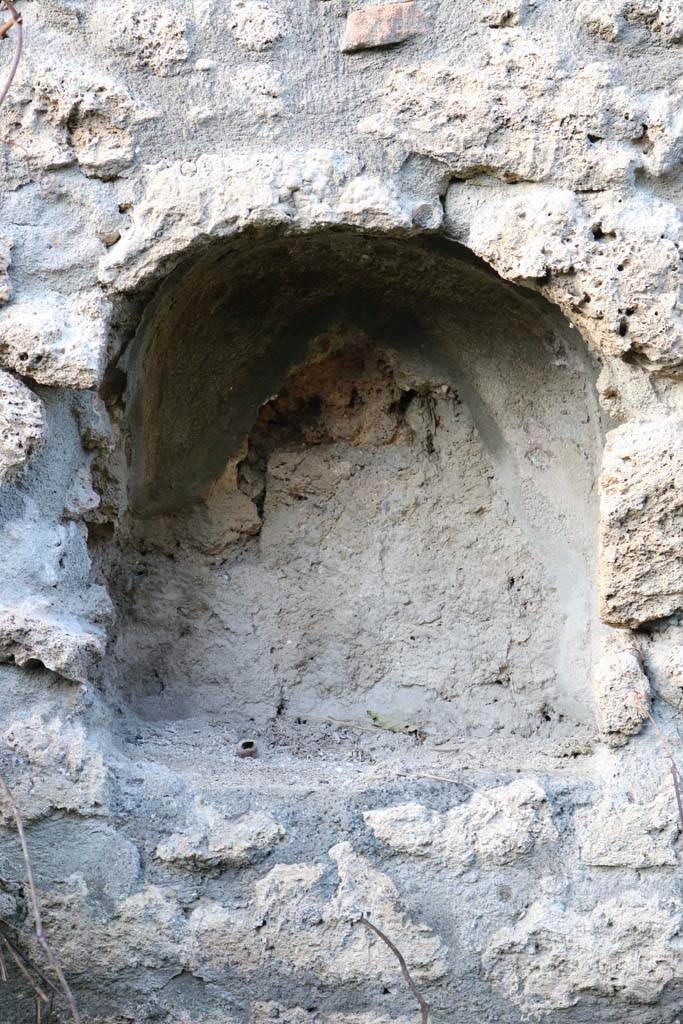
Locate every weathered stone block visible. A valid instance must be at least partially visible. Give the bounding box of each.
[230,0,282,51]
[594,641,650,745]
[577,790,678,867]
[156,806,284,868]
[599,420,683,627]
[0,236,11,305]
[341,2,428,52]
[0,370,44,482]
[0,600,107,683]
[364,780,557,870]
[185,842,448,983]
[0,290,111,389]
[484,891,680,1013]
[102,2,191,76]
[3,712,110,820]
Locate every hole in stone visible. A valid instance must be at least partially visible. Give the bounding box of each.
[96,231,606,761]
[591,222,615,241]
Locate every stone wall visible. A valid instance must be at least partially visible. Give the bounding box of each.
[0,1,682,1022]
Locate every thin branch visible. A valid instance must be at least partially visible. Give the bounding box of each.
[0,933,50,1003]
[0,776,81,1024]
[650,719,683,828]
[396,770,473,791]
[358,915,430,1024]
[0,3,48,192]
[0,925,61,998]
[0,0,22,108]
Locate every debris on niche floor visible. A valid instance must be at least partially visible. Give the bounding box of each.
[187,702,597,786]
[366,708,427,742]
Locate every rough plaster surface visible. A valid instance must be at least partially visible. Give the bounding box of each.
[0,370,44,483]
[599,418,683,627]
[101,238,602,744]
[0,1,682,1022]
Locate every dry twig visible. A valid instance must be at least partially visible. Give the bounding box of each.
[0,923,61,999]
[0,3,52,191]
[0,926,53,1022]
[358,915,430,1024]
[0,930,51,1004]
[396,769,473,790]
[0,0,22,108]
[0,775,81,1024]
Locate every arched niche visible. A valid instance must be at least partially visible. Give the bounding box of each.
[99,230,605,747]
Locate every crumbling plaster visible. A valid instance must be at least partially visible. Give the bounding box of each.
[0,1,682,1022]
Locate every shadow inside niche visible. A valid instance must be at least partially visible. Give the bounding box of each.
[94,231,605,753]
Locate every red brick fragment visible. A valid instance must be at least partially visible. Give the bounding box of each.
[341,2,428,52]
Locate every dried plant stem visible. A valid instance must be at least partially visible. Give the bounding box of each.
[0,932,50,1003]
[0,776,81,1024]
[0,0,22,108]
[0,2,45,191]
[285,712,382,735]
[359,915,430,1024]
[0,925,61,998]
[396,770,473,790]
